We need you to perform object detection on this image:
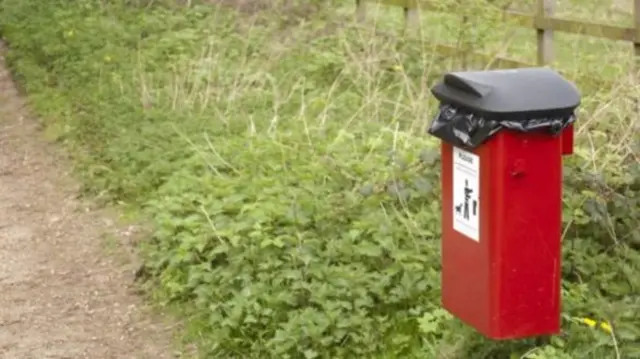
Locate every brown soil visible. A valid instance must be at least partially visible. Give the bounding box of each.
[0,48,181,358]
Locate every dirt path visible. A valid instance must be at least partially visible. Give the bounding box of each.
[0,49,179,358]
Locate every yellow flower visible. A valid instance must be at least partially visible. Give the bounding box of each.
[599,321,612,334]
[392,65,403,72]
[581,317,597,328]
[104,55,111,63]
[578,317,612,334]
[66,30,74,38]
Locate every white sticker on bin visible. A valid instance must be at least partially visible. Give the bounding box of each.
[452,147,480,242]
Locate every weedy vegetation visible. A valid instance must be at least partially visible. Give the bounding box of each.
[0,0,638,358]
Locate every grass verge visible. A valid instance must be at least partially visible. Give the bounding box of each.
[1,0,639,358]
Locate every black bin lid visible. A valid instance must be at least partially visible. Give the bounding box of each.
[431,68,581,119]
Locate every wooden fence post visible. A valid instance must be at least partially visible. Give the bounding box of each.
[536,0,556,65]
[404,7,419,31]
[634,0,640,73]
[356,0,367,23]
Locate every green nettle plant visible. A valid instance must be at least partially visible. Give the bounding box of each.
[0,0,638,357]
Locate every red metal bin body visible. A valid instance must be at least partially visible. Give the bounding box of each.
[440,130,564,339]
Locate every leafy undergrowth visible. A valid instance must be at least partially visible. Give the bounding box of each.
[1,0,639,358]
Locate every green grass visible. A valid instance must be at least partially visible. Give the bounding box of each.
[0,0,639,358]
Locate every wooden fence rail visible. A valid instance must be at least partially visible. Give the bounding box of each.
[355,0,640,71]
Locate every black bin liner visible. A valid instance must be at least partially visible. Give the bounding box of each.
[428,103,576,149]
[427,68,580,149]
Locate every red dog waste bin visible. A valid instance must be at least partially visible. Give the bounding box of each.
[427,68,581,340]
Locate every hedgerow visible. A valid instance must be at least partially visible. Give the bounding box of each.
[1,0,639,357]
